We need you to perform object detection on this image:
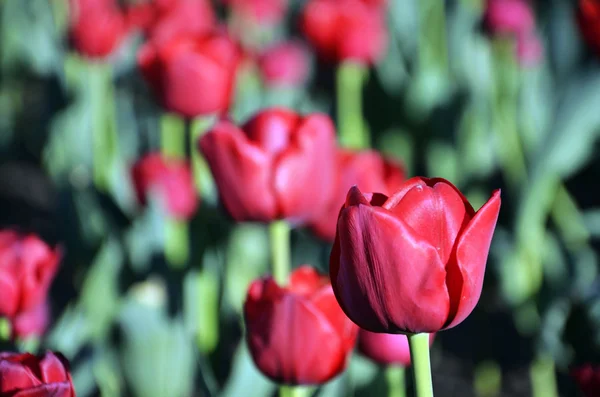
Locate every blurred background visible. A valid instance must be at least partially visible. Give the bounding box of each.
[1,0,600,396]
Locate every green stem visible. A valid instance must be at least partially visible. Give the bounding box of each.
[336,61,368,149]
[190,116,216,201]
[0,318,10,342]
[90,62,115,192]
[418,0,448,73]
[269,220,291,286]
[408,333,434,397]
[160,113,190,268]
[279,385,309,397]
[386,365,406,397]
[530,354,558,397]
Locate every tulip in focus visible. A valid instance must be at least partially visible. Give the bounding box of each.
[330,177,501,334]
[358,329,435,366]
[258,41,310,87]
[301,0,387,65]
[578,0,600,56]
[132,153,199,220]
[199,108,336,224]
[572,364,600,397]
[0,231,61,319]
[244,266,358,385]
[222,0,288,26]
[309,149,405,241]
[138,31,242,118]
[0,351,75,396]
[483,0,535,37]
[69,0,129,59]
[11,301,50,340]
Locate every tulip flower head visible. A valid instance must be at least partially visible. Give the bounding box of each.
[0,231,61,319]
[258,41,311,87]
[578,0,600,56]
[199,108,337,224]
[484,0,535,37]
[330,177,501,334]
[0,351,75,396]
[308,149,405,242]
[244,266,358,385]
[10,301,50,340]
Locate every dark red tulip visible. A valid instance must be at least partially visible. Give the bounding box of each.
[258,41,310,87]
[483,0,535,37]
[11,301,50,340]
[244,266,358,385]
[69,0,128,59]
[358,329,435,366]
[308,149,405,241]
[572,364,600,397]
[131,153,199,220]
[199,108,336,223]
[301,0,387,65]
[0,351,75,396]
[138,31,241,118]
[0,231,61,319]
[578,0,600,56]
[222,0,288,25]
[330,178,501,334]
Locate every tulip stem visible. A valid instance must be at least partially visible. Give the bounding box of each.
[386,365,406,397]
[279,386,309,397]
[408,333,434,397]
[336,61,369,149]
[270,220,291,286]
[190,116,216,203]
[0,318,10,342]
[160,113,190,268]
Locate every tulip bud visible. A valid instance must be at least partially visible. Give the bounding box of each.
[199,108,337,224]
[330,177,501,334]
[244,266,358,385]
[131,153,199,220]
[0,351,75,396]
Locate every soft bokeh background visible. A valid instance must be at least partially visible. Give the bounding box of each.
[1,0,599,396]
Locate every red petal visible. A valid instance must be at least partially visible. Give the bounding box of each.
[39,353,68,384]
[0,356,42,392]
[332,202,450,333]
[199,121,278,221]
[444,190,501,329]
[243,108,300,155]
[11,382,74,397]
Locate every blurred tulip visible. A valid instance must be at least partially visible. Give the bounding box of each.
[69,0,129,59]
[222,0,288,25]
[358,329,435,366]
[130,0,216,45]
[301,0,387,65]
[0,231,61,319]
[199,108,337,224]
[330,177,501,334]
[0,351,75,396]
[244,265,358,385]
[484,0,535,37]
[258,41,310,87]
[516,33,543,67]
[138,31,241,118]
[572,364,600,397]
[308,149,405,241]
[132,153,199,219]
[11,301,50,340]
[578,0,600,56]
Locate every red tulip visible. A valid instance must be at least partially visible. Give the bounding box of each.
[244,265,358,385]
[484,0,535,37]
[0,351,75,396]
[11,301,50,340]
[358,329,435,366]
[308,149,405,241]
[0,231,61,319]
[572,364,600,397]
[258,41,310,87]
[138,31,241,118]
[199,108,336,223]
[578,0,600,56]
[132,153,199,219]
[69,0,128,59]
[301,0,387,65]
[222,0,288,25]
[330,177,501,334]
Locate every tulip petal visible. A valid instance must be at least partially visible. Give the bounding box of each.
[0,357,42,392]
[11,382,73,397]
[200,122,278,221]
[274,114,336,223]
[331,190,450,333]
[444,190,501,329]
[39,353,69,384]
[244,109,300,156]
